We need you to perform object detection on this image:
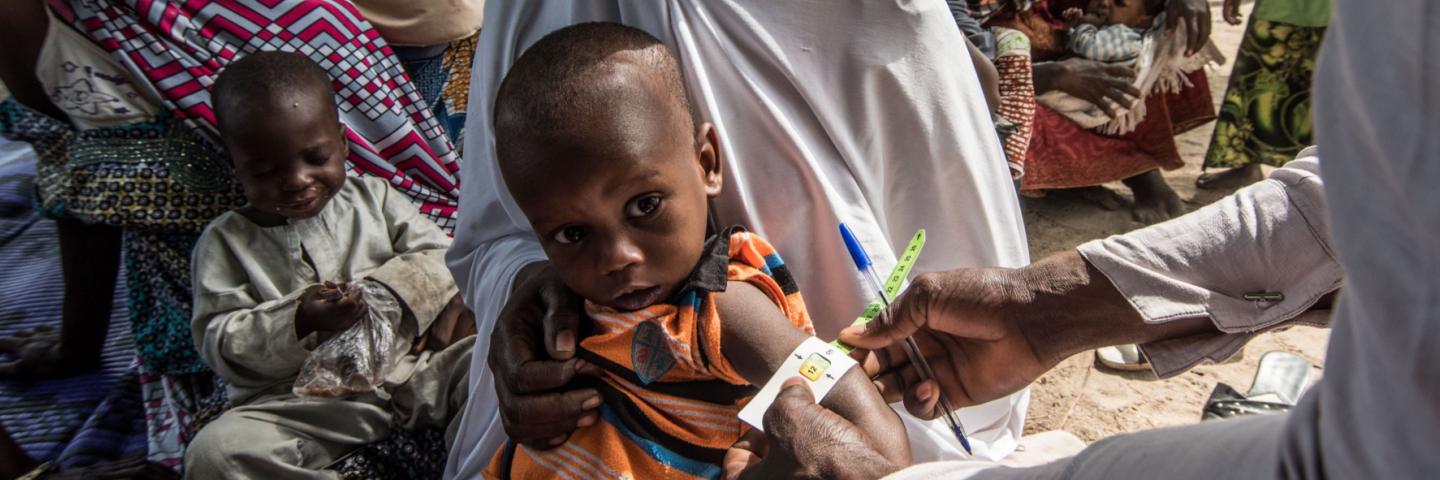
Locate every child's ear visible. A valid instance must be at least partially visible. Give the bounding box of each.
[695,122,723,198]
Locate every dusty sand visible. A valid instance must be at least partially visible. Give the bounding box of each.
[1019,1,1329,442]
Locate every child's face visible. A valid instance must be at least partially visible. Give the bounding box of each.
[224,95,348,221]
[507,84,722,312]
[1094,0,1152,28]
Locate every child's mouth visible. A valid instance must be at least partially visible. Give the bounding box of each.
[611,285,662,311]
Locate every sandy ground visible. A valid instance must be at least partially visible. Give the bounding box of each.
[1019,1,1329,442]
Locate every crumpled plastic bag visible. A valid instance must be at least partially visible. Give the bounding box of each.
[293,281,399,398]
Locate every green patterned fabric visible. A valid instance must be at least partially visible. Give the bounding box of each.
[1204,17,1326,169]
[1254,0,1332,28]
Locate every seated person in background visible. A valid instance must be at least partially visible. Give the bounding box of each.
[483,23,910,479]
[184,51,474,478]
[1063,0,1163,63]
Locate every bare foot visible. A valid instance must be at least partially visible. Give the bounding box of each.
[0,325,99,378]
[1047,185,1128,210]
[1196,163,1264,190]
[1124,170,1186,224]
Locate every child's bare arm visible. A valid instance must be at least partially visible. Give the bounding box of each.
[715,282,911,466]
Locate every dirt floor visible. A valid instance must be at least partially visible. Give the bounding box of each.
[1019,1,1329,442]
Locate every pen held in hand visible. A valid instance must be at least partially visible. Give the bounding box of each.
[839,223,973,454]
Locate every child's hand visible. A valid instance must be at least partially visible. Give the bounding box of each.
[296,281,368,338]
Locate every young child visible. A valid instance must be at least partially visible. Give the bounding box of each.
[484,23,911,479]
[185,51,473,478]
[1064,0,1163,63]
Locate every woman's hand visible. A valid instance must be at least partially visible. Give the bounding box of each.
[1034,58,1141,118]
[1221,0,1244,26]
[488,262,603,450]
[0,326,96,378]
[1167,0,1214,54]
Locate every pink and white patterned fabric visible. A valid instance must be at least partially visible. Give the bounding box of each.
[47,0,461,231]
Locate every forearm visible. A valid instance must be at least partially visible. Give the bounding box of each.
[1031,61,1064,95]
[194,293,314,386]
[966,37,1000,114]
[0,0,64,120]
[1006,251,1216,367]
[367,249,458,333]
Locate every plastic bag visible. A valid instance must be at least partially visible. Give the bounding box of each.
[293,281,400,398]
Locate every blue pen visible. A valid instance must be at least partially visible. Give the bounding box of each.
[840,223,973,454]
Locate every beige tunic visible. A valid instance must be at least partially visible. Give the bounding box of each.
[190,176,458,402]
[351,0,484,46]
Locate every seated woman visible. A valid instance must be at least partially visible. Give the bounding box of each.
[0,0,465,476]
[964,0,1216,224]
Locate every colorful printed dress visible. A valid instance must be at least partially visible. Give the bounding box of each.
[1204,0,1330,169]
[488,229,814,480]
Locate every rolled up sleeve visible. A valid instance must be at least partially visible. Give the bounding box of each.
[1076,150,1342,377]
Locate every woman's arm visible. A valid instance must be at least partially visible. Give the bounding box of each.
[0,0,63,119]
[716,281,910,467]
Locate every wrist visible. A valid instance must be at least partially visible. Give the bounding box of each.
[1031,61,1064,94]
[1007,251,1140,365]
[510,261,552,297]
[817,449,899,480]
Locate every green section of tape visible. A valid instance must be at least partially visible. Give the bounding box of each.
[832,229,926,353]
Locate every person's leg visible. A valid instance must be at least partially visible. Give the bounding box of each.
[0,218,122,378]
[185,395,393,479]
[1196,162,1265,191]
[1198,15,1325,191]
[1124,169,1186,224]
[389,336,475,445]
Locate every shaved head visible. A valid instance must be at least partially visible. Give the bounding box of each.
[493,22,696,183]
[213,51,338,139]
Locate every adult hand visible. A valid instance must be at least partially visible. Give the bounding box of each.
[488,262,602,450]
[295,282,368,338]
[839,269,1054,419]
[841,252,1217,419]
[0,325,96,378]
[411,293,478,353]
[1038,58,1141,118]
[1166,0,1213,54]
[1221,0,1243,25]
[722,378,899,480]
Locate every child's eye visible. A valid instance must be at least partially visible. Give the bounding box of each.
[552,226,587,244]
[626,194,663,218]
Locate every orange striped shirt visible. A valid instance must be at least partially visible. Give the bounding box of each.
[488,229,813,479]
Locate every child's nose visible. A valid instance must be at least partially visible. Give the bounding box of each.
[281,168,313,191]
[599,237,645,275]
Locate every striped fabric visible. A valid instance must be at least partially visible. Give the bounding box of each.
[1067,23,1144,62]
[0,141,146,468]
[489,231,814,479]
[45,0,462,231]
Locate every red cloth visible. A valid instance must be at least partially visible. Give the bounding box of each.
[986,0,1217,191]
[1022,72,1214,191]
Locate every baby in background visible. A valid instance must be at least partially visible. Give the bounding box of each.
[1064,0,1164,63]
[184,51,474,479]
[484,22,910,479]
